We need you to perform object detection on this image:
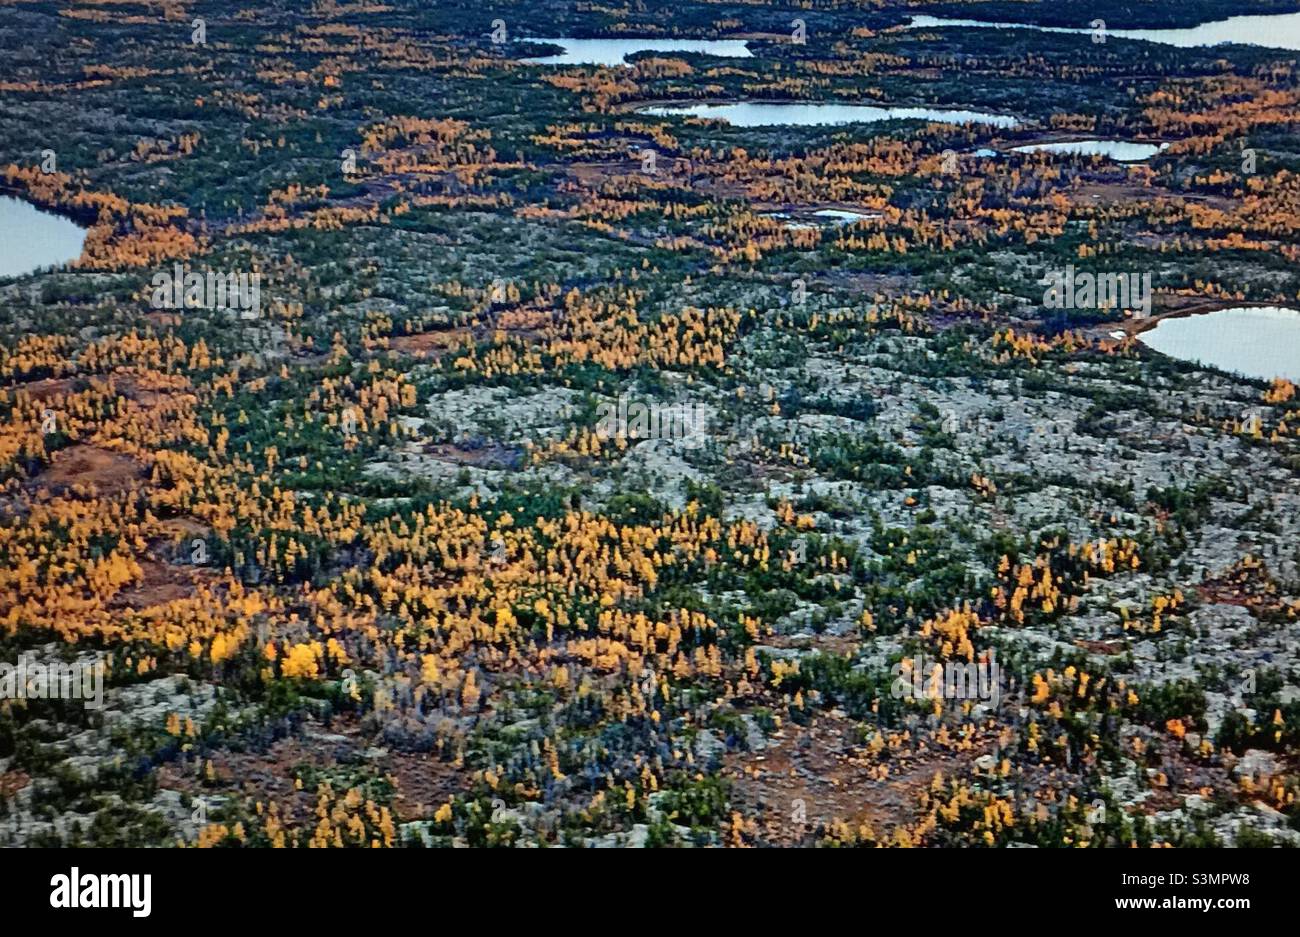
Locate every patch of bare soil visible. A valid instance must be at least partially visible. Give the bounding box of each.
[724,710,978,845]
[424,441,522,470]
[1074,638,1125,655]
[158,720,369,830]
[37,443,143,497]
[1196,558,1292,618]
[158,715,471,826]
[820,269,916,297]
[565,157,742,198]
[154,516,211,542]
[1069,181,1237,212]
[12,378,77,402]
[109,559,207,611]
[765,633,860,656]
[384,749,473,821]
[491,305,553,339]
[389,328,472,359]
[566,160,641,186]
[1129,746,1241,818]
[0,770,29,798]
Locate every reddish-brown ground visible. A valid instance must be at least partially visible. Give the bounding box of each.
[158,715,471,827]
[37,443,143,497]
[724,710,981,845]
[1074,638,1125,655]
[388,328,472,358]
[1069,180,1237,213]
[423,441,521,469]
[13,377,77,402]
[154,516,211,542]
[108,558,207,611]
[0,770,29,798]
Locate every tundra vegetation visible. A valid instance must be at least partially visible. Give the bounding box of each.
[0,0,1298,848]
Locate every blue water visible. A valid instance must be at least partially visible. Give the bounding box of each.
[522,38,753,66]
[1139,307,1300,383]
[906,13,1300,52]
[1011,140,1166,161]
[641,101,1018,129]
[0,196,88,278]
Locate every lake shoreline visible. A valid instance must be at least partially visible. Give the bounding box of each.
[0,184,99,230]
[1131,303,1300,385]
[519,36,755,66]
[902,11,1300,51]
[1004,137,1167,159]
[635,98,1023,127]
[1123,299,1287,337]
[0,190,91,279]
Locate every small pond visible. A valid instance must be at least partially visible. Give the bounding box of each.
[0,196,88,279]
[640,101,1018,129]
[1138,306,1300,384]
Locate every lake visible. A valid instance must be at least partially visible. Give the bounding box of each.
[640,101,1018,128]
[521,38,753,66]
[905,12,1300,52]
[769,208,880,229]
[1011,140,1167,161]
[811,209,879,224]
[0,196,88,278]
[1139,306,1300,384]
